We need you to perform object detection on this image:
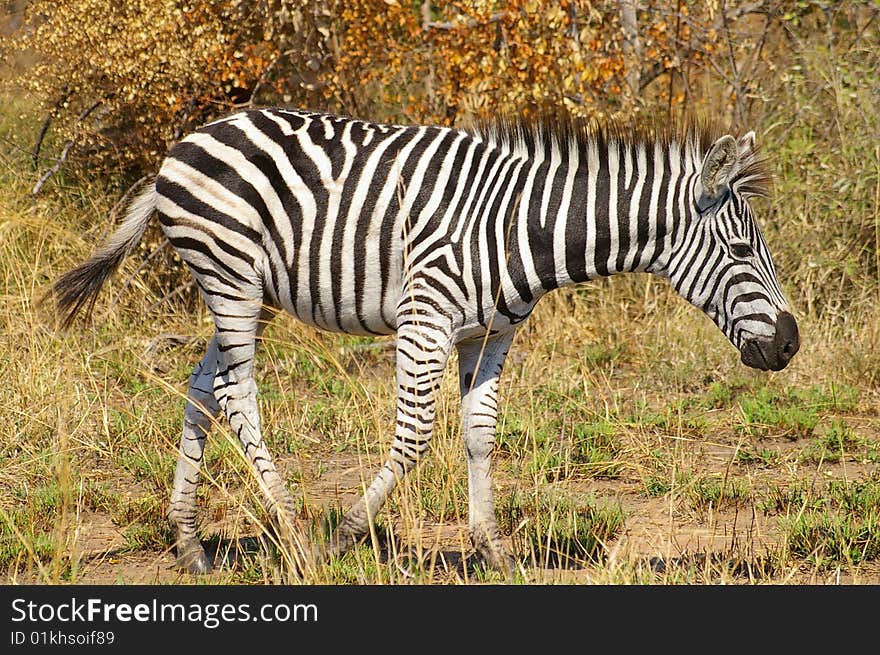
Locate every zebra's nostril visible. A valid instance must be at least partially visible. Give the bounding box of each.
[776,311,799,361]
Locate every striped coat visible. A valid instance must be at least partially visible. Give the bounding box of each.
[52,108,799,576]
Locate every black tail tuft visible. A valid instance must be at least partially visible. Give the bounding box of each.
[52,250,128,329]
[49,180,157,329]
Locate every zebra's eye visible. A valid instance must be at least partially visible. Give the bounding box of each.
[730,243,753,259]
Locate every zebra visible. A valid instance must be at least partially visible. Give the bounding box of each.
[51,107,799,577]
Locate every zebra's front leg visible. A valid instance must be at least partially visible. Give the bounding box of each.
[168,338,220,574]
[212,307,313,576]
[457,333,516,576]
[322,318,453,559]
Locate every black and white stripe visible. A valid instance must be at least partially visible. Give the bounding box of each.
[52,107,798,575]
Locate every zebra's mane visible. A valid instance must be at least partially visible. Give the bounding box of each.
[467,111,771,197]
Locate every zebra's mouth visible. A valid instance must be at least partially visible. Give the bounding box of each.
[739,311,799,371]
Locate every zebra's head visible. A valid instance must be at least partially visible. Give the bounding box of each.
[668,131,799,372]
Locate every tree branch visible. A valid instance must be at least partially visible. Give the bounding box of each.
[246,48,297,108]
[30,99,103,197]
[638,61,667,92]
[32,90,71,169]
[425,11,505,31]
[31,140,73,196]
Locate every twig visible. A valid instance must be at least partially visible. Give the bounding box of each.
[31,118,52,169]
[425,11,505,31]
[30,99,104,197]
[247,48,297,108]
[844,6,878,55]
[33,117,53,169]
[720,0,746,126]
[32,90,71,169]
[143,280,197,316]
[739,12,773,115]
[31,140,73,196]
[667,0,683,114]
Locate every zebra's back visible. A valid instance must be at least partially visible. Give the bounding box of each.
[155,108,476,337]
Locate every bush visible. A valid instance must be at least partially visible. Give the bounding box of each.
[2,0,333,176]
[3,0,734,177]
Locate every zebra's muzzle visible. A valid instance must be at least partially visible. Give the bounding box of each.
[739,311,799,371]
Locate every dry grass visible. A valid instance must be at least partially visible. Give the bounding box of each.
[3,192,879,585]
[2,15,880,585]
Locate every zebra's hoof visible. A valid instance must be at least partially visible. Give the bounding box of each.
[313,526,362,563]
[472,534,516,577]
[477,549,516,577]
[175,544,213,575]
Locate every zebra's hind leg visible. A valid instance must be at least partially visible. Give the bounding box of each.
[211,301,314,577]
[319,317,453,561]
[168,337,221,574]
[457,333,516,576]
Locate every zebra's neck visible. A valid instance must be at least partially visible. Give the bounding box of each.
[496,133,701,298]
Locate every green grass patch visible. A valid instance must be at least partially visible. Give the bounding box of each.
[685,475,751,517]
[736,446,780,467]
[499,489,625,566]
[737,384,858,440]
[409,461,468,522]
[799,421,862,465]
[498,386,622,482]
[772,479,880,568]
[0,482,66,568]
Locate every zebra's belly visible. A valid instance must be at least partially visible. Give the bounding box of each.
[269,267,401,337]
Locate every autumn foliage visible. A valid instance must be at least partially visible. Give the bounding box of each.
[332,0,720,124]
[3,1,309,173]
[0,0,845,178]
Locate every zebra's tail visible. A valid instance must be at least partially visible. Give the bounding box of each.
[52,179,157,328]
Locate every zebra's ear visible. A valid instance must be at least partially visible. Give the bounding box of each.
[700,135,738,202]
[737,131,756,158]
